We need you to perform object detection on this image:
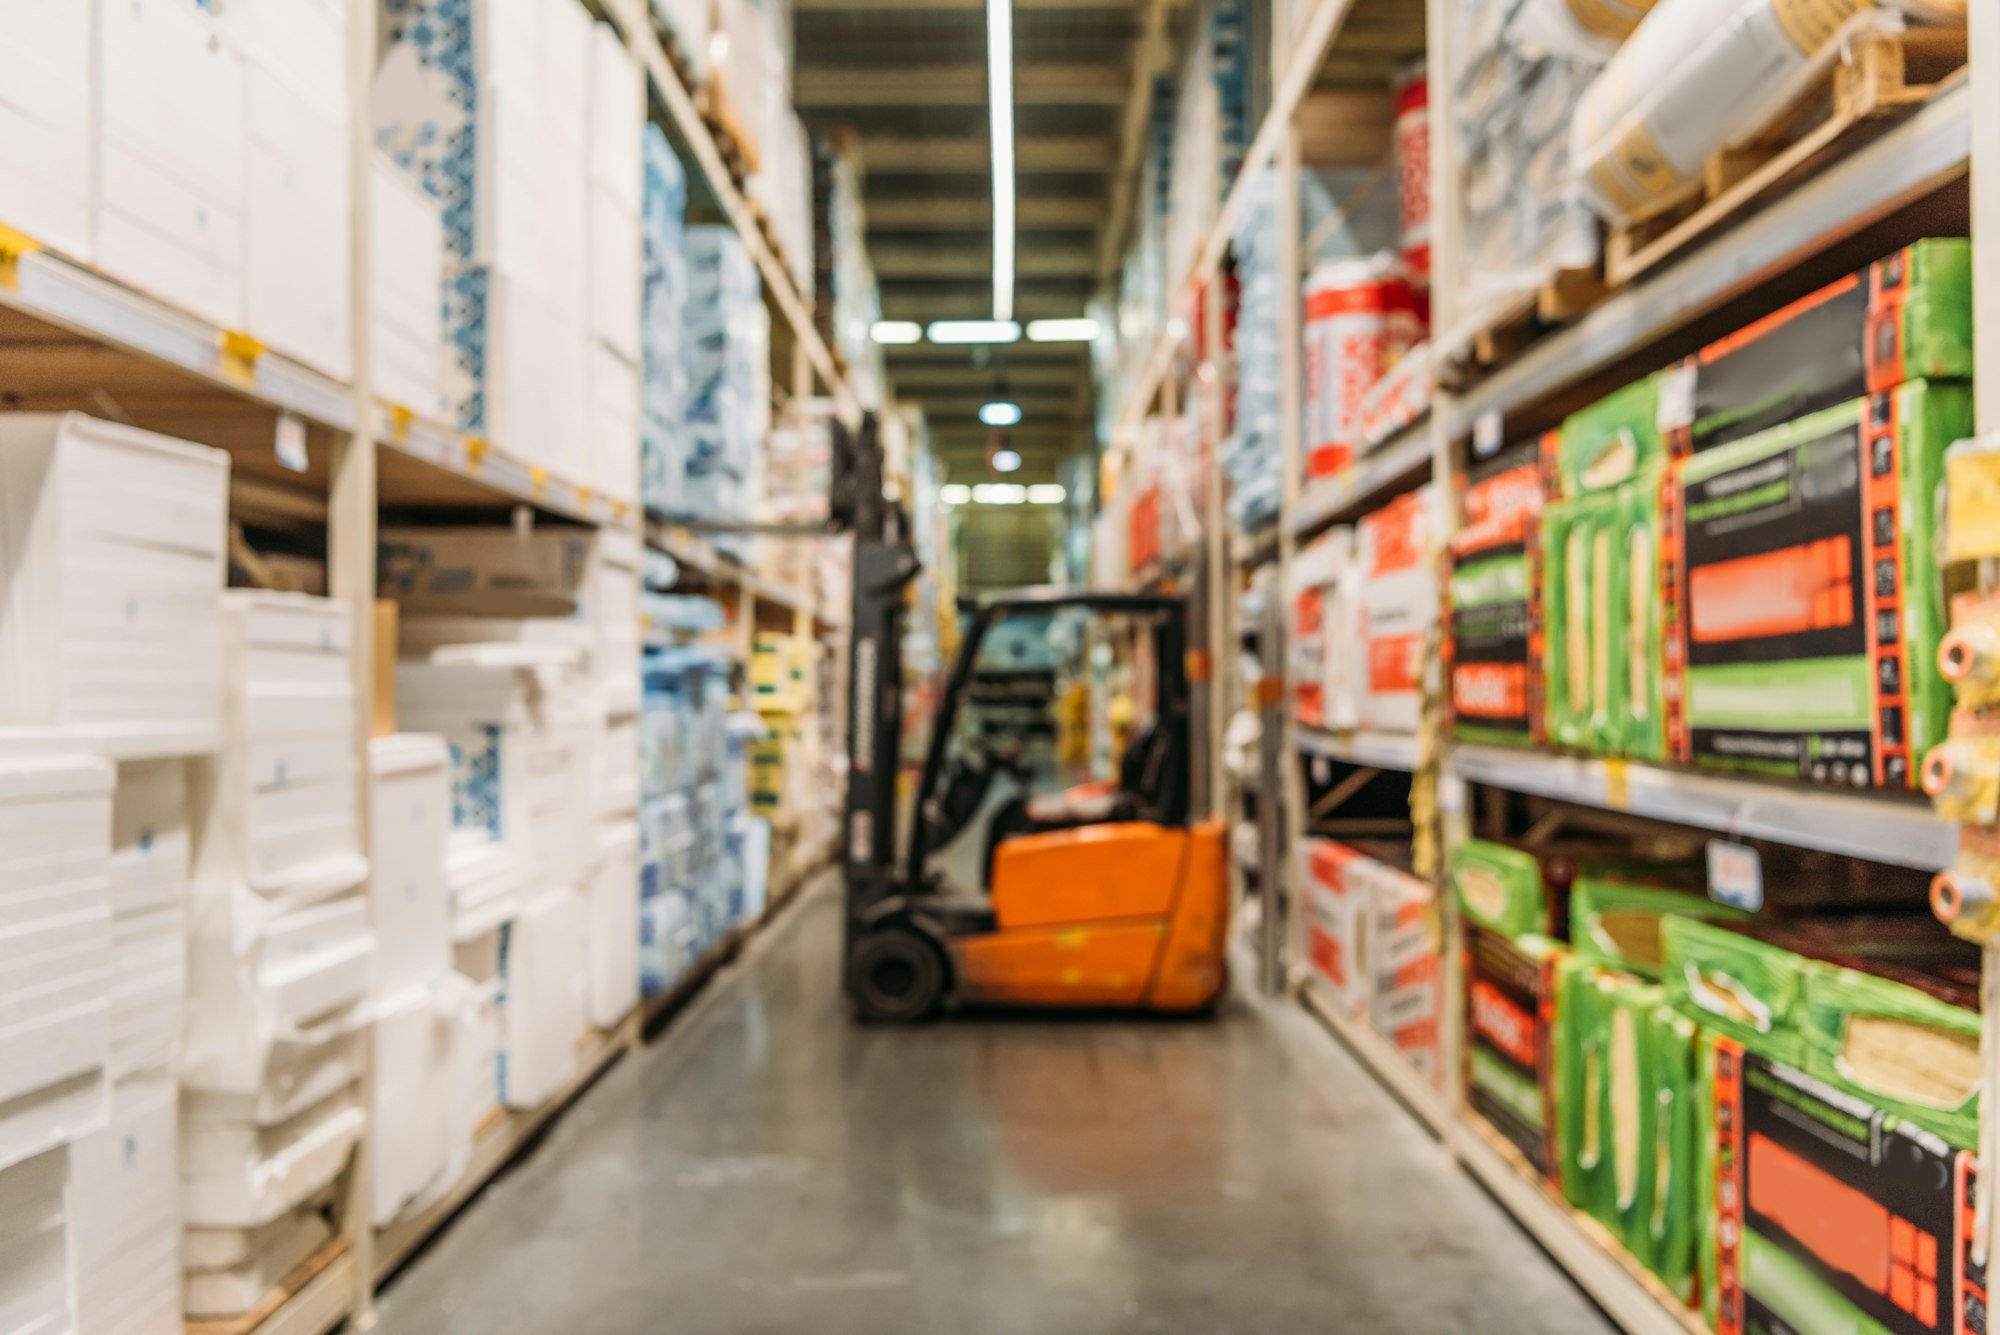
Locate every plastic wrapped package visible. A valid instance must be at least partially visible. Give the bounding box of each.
[1572,0,1964,226]
[1302,256,1421,481]
[1516,0,1661,59]
[1393,64,1432,281]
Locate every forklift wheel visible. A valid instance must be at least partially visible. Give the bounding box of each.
[850,928,947,1023]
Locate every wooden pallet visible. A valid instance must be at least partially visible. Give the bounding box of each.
[186,1239,351,1335]
[1605,23,1967,288]
[1464,264,1608,370]
[695,85,762,181]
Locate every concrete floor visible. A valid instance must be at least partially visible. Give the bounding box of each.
[376,881,1617,1334]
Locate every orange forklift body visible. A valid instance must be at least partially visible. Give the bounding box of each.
[950,819,1229,1011]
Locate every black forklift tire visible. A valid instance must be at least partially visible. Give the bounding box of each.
[849,927,948,1023]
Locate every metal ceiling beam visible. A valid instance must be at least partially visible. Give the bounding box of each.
[883,340,1087,362]
[871,243,1095,279]
[865,196,1105,229]
[797,64,1125,109]
[887,364,1083,388]
[861,135,1113,173]
[879,286,1092,320]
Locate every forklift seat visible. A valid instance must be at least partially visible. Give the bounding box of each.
[981,721,1188,885]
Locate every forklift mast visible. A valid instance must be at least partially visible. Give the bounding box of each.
[833,416,921,954]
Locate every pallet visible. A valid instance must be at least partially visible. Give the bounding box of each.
[186,1240,351,1335]
[1465,264,1607,370]
[695,85,762,181]
[1606,23,1967,288]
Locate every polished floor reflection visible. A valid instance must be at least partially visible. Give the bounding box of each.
[376,881,1616,1334]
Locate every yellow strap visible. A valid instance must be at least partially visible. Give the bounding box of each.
[612,500,629,520]
[576,485,593,510]
[0,222,42,289]
[220,330,265,388]
[464,437,489,471]
[530,466,549,499]
[387,403,414,442]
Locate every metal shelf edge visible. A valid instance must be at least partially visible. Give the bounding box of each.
[1297,976,1448,1134]
[1297,727,1421,770]
[1448,743,1956,870]
[1286,420,1434,538]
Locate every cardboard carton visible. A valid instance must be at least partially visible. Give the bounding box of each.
[1447,439,1549,746]
[1465,925,1563,1181]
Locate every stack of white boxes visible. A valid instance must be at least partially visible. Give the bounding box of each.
[0,412,230,1335]
[0,0,96,264]
[589,529,643,1030]
[371,152,450,421]
[587,23,644,508]
[366,733,458,1227]
[681,226,768,539]
[375,0,597,480]
[640,123,688,517]
[181,592,374,1321]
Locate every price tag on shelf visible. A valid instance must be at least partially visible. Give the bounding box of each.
[1472,409,1504,459]
[273,411,307,474]
[1706,840,1764,911]
[1657,362,1696,433]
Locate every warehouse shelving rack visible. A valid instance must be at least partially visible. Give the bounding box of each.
[0,1,854,1330]
[1098,0,1996,1328]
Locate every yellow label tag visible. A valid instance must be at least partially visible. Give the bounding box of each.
[612,500,629,521]
[387,403,413,442]
[0,222,42,289]
[576,485,593,509]
[219,330,265,388]
[1947,446,2000,561]
[1602,758,1632,809]
[529,466,549,499]
[464,437,489,471]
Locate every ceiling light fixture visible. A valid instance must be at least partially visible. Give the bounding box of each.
[973,483,1028,504]
[987,0,1015,323]
[1026,484,1067,504]
[979,401,1022,427]
[1025,318,1099,343]
[927,320,1020,344]
[869,320,923,344]
[940,483,972,504]
[990,448,1023,474]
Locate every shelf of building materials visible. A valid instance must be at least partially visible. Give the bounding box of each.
[0,243,358,431]
[1287,419,1433,541]
[1109,0,1404,443]
[374,403,636,526]
[374,1018,637,1284]
[1296,972,1448,1133]
[1444,79,1970,439]
[187,1243,357,1335]
[1297,726,1420,771]
[1230,523,1281,570]
[641,925,751,1035]
[600,0,855,424]
[645,521,838,626]
[1443,1118,1710,1335]
[1449,744,1957,871]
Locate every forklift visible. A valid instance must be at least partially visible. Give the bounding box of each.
[833,416,1229,1022]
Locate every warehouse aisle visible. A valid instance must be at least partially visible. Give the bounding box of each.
[375,881,1615,1335]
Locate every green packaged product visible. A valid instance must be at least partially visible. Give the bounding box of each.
[1661,916,1807,1064]
[1541,473,1666,757]
[1569,876,1748,979]
[1677,238,1974,455]
[1466,927,1565,1181]
[1450,838,1548,939]
[1558,371,1668,498]
[1554,958,1623,1217]
[1668,380,1972,790]
[1628,1000,1700,1303]
[1800,963,1981,1151]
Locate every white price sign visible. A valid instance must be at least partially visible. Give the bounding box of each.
[1706,840,1764,911]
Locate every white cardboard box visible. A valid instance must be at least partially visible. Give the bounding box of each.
[70,1075,179,1335]
[369,986,451,1227]
[180,1086,364,1229]
[0,415,227,759]
[589,338,642,505]
[369,734,454,1000]
[586,820,639,1029]
[183,1207,333,1319]
[370,154,447,420]
[245,55,354,381]
[498,890,586,1109]
[95,0,247,328]
[211,0,348,119]
[0,1146,71,1335]
[0,0,95,263]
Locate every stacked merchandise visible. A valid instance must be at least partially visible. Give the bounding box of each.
[375,0,597,482]
[641,124,690,518]
[370,151,450,421]
[648,0,710,79]
[587,530,644,1032]
[1163,0,1252,291]
[639,641,734,992]
[1572,0,1965,230]
[1287,528,1358,731]
[1451,0,1645,332]
[681,226,770,552]
[748,633,831,876]
[1297,840,1443,1083]
[1224,169,1282,533]
[0,413,230,1334]
[363,731,459,1229]
[1301,257,1423,483]
[1446,441,1548,745]
[749,108,816,301]
[814,140,886,409]
[181,592,375,1322]
[1532,240,1973,789]
[585,23,644,507]
[756,407,836,592]
[1663,914,1982,1332]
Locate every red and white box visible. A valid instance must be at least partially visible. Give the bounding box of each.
[1369,862,1441,1084]
[1355,485,1442,733]
[1299,839,1371,1019]
[1393,63,1430,285]
[1288,529,1359,730]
